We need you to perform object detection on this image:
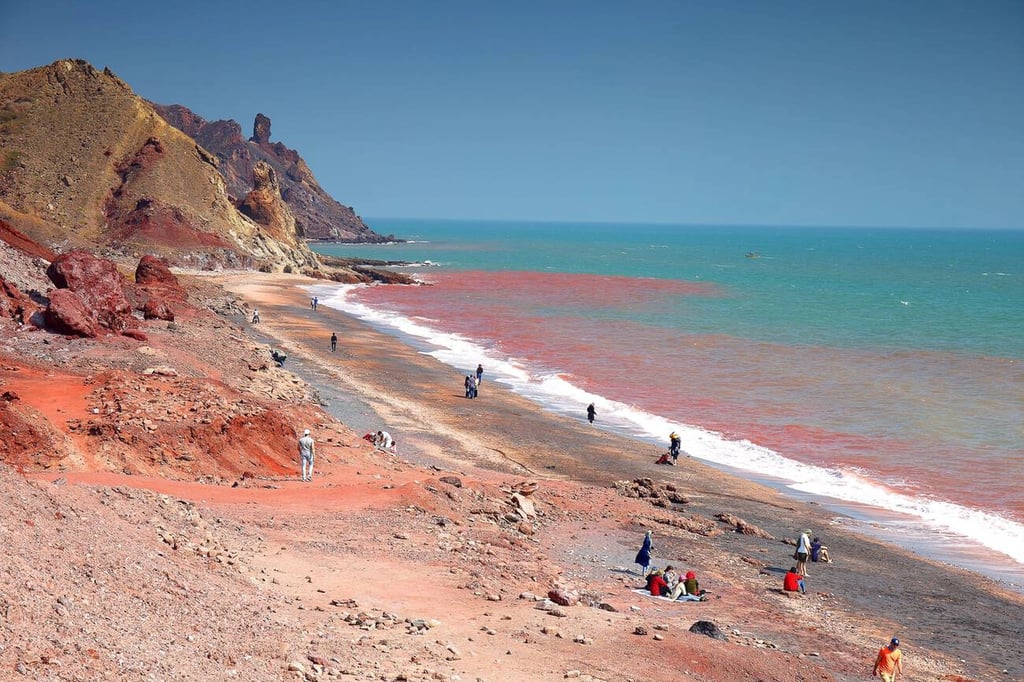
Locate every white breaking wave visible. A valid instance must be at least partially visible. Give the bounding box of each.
[309,282,1024,569]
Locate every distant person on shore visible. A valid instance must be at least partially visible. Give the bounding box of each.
[634,530,654,576]
[471,375,479,398]
[796,529,812,576]
[311,296,318,310]
[251,309,260,324]
[783,567,805,594]
[811,537,833,563]
[298,428,316,482]
[476,364,484,384]
[587,403,596,424]
[330,332,338,352]
[464,375,474,399]
[872,638,903,681]
[669,431,682,462]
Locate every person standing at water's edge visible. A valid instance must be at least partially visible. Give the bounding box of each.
[873,638,902,681]
[330,332,337,352]
[587,403,596,424]
[476,364,483,384]
[298,428,316,482]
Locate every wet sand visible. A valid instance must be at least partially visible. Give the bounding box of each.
[224,273,1024,680]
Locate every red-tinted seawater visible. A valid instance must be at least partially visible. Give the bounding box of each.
[321,268,1024,584]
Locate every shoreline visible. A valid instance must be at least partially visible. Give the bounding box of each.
[304,277,1024,592]
[223,272,1024,680]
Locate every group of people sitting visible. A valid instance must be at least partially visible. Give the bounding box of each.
[644,566,709,601]
[362,430,396,453]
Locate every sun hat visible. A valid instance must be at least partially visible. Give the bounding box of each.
[803,529,812,535]
[303,429,310,435]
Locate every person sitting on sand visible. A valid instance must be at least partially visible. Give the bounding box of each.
[634,530,654,576]
[668,569,706,601]
[646,569,670,597]
[783,566,805,594]
[811,537,833,563]
[663,565,679,591]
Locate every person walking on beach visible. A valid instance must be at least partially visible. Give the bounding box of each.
[587,403,596,424]
[872,638,903,681]
[669,431,682,462]
[476,364,484,384]
[310,296,318,311]
[634,530,654,576]
[330,332,338,352]
[298,428,316,482]
[796,529,812,576]
[251,309,260,324]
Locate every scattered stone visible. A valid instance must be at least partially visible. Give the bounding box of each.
[439,476,463,488]
[633,626,648,636]
[547,589,579,607]
[688,621,727,641]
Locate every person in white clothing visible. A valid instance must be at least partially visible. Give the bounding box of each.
[796,529,812,577]
[298,428,316,481]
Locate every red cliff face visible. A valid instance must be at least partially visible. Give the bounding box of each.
[151,104,388,243]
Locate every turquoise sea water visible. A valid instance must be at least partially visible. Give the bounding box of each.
[313,219,1024,585]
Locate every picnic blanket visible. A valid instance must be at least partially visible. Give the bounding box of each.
[631,588,706,602]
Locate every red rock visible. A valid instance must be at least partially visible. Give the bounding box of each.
[121,329,148,341]
[141,297,175,321]
[45,289,98,337]
[135,255,186,300]
[547,589,578,607]
[47,251,135,333]
[0,276,38,324]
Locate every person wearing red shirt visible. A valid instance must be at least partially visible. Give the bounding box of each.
[646,570,670,596]
[873,638,903,681]
[782,567,805,593]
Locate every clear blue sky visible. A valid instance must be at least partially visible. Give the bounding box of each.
[2,1,1022,228]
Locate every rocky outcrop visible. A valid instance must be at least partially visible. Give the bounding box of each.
[237,161,296,245]
[46,250,135,335]
[0,59,323,272]
[134,255,184,321]
[151,104,389,242]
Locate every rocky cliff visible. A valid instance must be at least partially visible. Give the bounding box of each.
[0,59,320,272]
[152,105,388,242]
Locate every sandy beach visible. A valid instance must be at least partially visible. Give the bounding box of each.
[217,273,1024,681]
[7,265,1021,680]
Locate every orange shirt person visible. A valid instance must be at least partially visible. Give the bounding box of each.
[873,638,903,682]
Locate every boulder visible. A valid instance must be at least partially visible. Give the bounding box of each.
[547,589,579,607]
[142,296,175,321]
[45,289,98,337]
[135,255,186,301]
[688,620,727,640]
[46,251,135,333]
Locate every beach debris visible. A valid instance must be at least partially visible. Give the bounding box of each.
[715,512,774,539]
